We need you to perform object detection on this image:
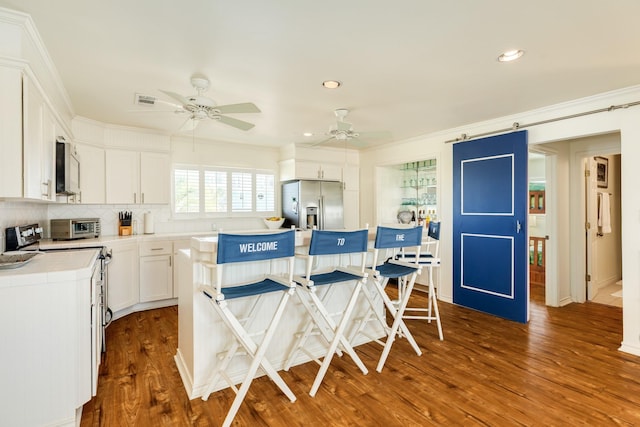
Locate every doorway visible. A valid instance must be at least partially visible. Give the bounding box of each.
[531,132,622,307]
[585,154,622,307]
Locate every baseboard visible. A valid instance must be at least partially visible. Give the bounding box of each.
[174,350,197,399]
[111,298,178,322]
[619,341,640,357]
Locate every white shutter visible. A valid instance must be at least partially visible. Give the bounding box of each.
[231,172,252,212]
[174,168,200,213]
[204,170,227,212]
[255,173,275,212]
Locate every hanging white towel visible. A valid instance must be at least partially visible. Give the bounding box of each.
[598,192,612,234]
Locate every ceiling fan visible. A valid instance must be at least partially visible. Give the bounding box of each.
[158,76,261,132]
[305,109,391,148]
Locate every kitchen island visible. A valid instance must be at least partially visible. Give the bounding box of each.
[174,230,385,399]
[0,249,101,427]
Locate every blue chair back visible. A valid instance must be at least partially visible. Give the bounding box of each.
[309,229,368,256]
[427,221,440,240]
[374,226,423,250]
[217,230,296,264]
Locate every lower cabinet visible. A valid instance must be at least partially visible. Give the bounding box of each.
[139,240,173,302]
[107,240,139,312]
[108,237,191,315]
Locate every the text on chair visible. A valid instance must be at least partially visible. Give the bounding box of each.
[239,241,278,253]
[395,234,405,241]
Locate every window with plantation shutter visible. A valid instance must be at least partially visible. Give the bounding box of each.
[204,170,227,212]
[231,172,252,212]
[174,168,200,213]
[255,173,275,212]
[172,165,275,216]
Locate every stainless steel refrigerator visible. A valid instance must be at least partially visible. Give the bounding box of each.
[282,180,344,230]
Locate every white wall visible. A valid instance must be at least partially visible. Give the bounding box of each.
[360,85,640,356]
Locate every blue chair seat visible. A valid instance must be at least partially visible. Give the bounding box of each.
[305,270,362,286]
[376,261,420,279]
[204,278,290,300]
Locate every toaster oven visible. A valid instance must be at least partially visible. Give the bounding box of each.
[50,218,101,240]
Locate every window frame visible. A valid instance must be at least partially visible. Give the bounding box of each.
[172,164,277,218]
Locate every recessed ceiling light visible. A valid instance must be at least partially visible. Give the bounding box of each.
[303,132,313,137]
[498,49,524,62]
[322,80,341,89]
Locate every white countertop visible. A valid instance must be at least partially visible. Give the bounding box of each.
[0,248,100,288]
[38,230,216,250]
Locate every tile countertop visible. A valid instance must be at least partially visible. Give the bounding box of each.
[38,231,215,250]
[0,248,100,288]
[37,227,378,252]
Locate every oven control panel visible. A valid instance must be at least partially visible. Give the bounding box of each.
[5,224,43,251]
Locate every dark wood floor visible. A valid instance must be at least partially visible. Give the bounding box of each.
[81,285,640,426]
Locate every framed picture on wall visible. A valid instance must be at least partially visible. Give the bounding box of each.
[595,156,608,188]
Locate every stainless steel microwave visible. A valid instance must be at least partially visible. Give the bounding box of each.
[55,139,80,195]
[50,218,100,240]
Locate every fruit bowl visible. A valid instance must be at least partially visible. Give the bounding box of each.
[263,217,285,229]
[397,210,413,224]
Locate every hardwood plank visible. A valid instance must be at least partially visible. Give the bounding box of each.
[81,285,640,426]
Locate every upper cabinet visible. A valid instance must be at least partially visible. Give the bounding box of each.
[0,67,24,198]
[105,149,169,204]
[0,68,62,201]
[75,143,105,204]
[139,152,170,204]
[23,75,57,201]
[279,159,343,182]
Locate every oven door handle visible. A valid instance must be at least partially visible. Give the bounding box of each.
[103,249,113,265]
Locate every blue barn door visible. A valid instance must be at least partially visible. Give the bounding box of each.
[452,130,529,323]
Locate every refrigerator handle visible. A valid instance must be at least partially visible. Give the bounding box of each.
[319,196,324,230]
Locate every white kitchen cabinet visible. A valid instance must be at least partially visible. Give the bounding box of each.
[279,159,343,181]
[0,250,98,427]
[342,164,360,228]
[0,67,23,198]
[76,143,106,204]
[139,240,173,302]
[343,189,360,229]
[23,74,57,201]
[342,164,360,191]
[105,149,170,204]
[105,149,139,204]
[140,151,170,204]
[107,240,139,312]
[41,105,57,200]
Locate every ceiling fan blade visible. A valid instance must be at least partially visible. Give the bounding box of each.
[159,90,192,106]
[215,115,255,131]
[179,117,199,132]
[215,102,261,114]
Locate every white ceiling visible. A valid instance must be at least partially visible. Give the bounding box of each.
[1,0,640,149]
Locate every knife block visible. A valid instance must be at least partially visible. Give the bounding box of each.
[118,222,132,236]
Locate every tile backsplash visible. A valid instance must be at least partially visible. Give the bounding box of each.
[1,201,266,252]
